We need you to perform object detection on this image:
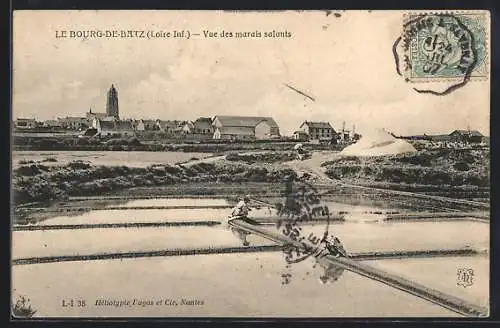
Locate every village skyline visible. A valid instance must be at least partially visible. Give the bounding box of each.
[13,82,489,138]
[13,11,490,137]
[13,100,489,139]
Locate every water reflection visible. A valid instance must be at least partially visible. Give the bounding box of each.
[280,259,345,286]
[229,227,251,246]
[317,261,345,285]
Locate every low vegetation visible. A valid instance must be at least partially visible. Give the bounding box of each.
[225,151,297,164]
[12,160,298,205]
[13,135,341,153]
[12,146,490,208]
[322,148,490,188]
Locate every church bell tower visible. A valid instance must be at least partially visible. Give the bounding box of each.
[106,84,119,119]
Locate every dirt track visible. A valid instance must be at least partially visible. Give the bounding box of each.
[284,151,341,183]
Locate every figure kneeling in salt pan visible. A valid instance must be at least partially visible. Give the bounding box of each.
[223,195,259,246]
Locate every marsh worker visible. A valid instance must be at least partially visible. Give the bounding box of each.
[231,195,252,219]
[226,195,258,246]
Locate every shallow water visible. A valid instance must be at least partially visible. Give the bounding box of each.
[264,220,489,254]
[12,150,212,168]
[11,197,489,317]
[14,216,488,262]
[107,198,231,208]
[363,256,489,310]
[15,197,489,259]
[31,197,275,225]
[12,226,275,259]
[12,253,458,317]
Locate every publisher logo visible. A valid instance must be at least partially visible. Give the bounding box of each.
[457,268,474,288]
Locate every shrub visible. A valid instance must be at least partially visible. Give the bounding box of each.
[18,160,35,165]
[422,170,452,185]
[225,151,297,164]
[363,166,375,175]
[394,152,433,166]
[339,165,362,177]
[454,161,470,171]
[164,165,183,175]
[67,161,91,170]
[460,153,476,164]
[338,156,362,164]
[15,165,43,176]
[76,138,90,145]
[466,175,489,187]
[380,167,405,183]
[149,166,166,176]
[104,138,126,146]
[127,137,142,146]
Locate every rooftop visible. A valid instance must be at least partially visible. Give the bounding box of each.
[300,121,334,129]
[214,116,279,128]
[450,130,484,137]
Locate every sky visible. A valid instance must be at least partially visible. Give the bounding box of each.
[12,10,490,136]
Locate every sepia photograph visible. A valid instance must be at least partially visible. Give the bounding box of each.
[11,10,490,318]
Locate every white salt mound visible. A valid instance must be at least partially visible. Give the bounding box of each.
[340,129,417,157]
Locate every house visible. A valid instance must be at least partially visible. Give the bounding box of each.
[156,120,183,133]
[182,122,193,133]
[15,118,38,129]
[299,121,336,140]
[212,116,280,140]
[135,119,159,131]
[91,116,114,129]
[86,108,108,121]
[192,117,214,135]
[57,117,89,130]
[115,120,136,137]
[43,120,62,128]
[92,118,135,137]
[93,119,114,136]
[213,126,256,140]
[292,130,309,141]
[174,121,189,134]
[182,117,214,135]
[449,130,484,143]
[340,129,361,143]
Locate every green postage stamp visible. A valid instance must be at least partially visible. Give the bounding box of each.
[400,12,488,83]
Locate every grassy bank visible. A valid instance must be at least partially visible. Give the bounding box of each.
[225,151,298,164]
[12,160,299,206]
[12,147,490,212]
[13,135,341,153]
[321,148,490,190]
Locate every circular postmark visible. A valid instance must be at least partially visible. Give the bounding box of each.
[393,12,488,95]
[275,178,347,285]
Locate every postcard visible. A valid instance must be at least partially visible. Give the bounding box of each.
[11,10,490,318]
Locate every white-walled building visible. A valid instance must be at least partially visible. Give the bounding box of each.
[212,116,280,140]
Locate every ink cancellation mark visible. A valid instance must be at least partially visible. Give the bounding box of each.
[393,11,488,95]
[276,179,347,265]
